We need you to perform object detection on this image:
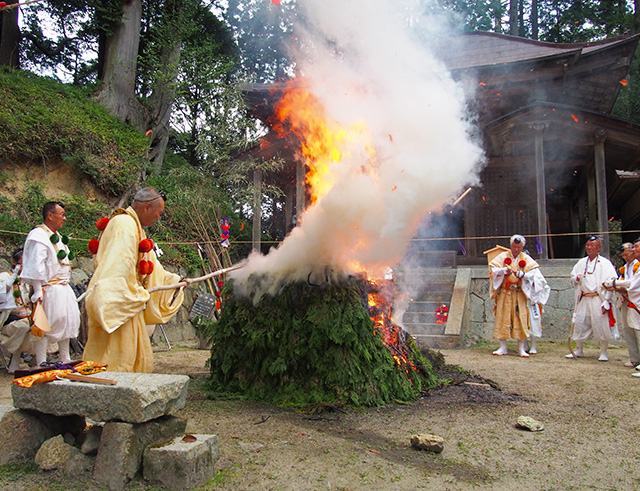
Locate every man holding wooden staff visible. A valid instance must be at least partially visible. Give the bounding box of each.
[82,187,185,372]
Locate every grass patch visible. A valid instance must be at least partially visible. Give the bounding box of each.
[0,68,148,195]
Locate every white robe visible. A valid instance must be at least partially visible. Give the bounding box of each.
[521,268,551,338]
[612,261,640,331]
[20,225,80,342]
[570,255,617,341]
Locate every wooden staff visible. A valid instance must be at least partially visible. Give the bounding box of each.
[148,263,244,293]
[75,263,244,302]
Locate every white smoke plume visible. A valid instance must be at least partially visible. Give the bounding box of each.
[232,0,484,300]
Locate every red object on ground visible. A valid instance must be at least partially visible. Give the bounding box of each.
[95,217,110,231]
[138,238,154,253]
[88,239,99,255]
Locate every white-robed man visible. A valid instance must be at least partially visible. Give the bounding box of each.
[604,239,640,374]
[489,234,550,357]
[566,235,617,361]
[20,201,80,366]
[613,242,640,368]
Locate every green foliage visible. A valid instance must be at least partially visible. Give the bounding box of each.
[0,68,148,195]
[0,462,38,482]
[207,278,440,408]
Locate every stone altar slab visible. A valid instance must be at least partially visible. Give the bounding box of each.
[12,372,189,423]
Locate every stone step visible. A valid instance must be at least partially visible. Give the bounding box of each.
[143,434,220,491]
[405,301,449,313]
[412,334,460,350]
[403,323,447,336]
[412,291,452,303]
[403,312,440,323]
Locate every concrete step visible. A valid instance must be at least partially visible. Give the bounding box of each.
[403,322,446,336]
[403,312,440,323]
[412,291,452,303]
[405,301,449,313]
[412,334,460,350]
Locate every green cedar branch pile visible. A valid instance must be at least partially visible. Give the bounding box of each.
[207,275,440,407]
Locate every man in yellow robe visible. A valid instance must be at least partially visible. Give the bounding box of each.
[83,188,184,372]
[489,234,549,357]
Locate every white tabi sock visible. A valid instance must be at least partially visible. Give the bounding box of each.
[58,338,71,364]
[598,341,608,361]
[518,340,530,357]
[34,338,48,366]
[493,340,508,356]
[529,337,538,354]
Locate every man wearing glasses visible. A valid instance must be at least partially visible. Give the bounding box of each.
[83,187,184,372]
[566,236,617,361]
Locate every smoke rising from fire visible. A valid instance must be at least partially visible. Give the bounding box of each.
[232,0,484,300]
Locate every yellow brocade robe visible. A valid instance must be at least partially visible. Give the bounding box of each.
[82,207,184,372]
[489,251,539,341]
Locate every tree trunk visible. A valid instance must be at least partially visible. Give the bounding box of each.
[634,0,640,33]
[509,0,518,35]
[517,0,525,36]
[531,0,539,39]
[493,0,503,33]
[0,1,20,68]
[94,0,146,129]
[147,39,182,173]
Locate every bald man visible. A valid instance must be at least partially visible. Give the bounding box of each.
[83,187,184,372]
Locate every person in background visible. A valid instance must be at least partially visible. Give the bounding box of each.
[489,234,550,357]
[613,242,640,368]
[567,236,617,361]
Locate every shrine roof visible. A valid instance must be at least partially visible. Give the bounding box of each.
[443,32,639,70]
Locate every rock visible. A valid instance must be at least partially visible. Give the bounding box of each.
[80,424,103,455]
[35,435,79,471]
[143,434,220,491]
[0,405,53,464]
[12,372,189,423]
[410,433,445,453]
[63,452,95,476]
[238,441,265,452]
[516,416,544,432]
[93,416,187,491]
[70,268,89,287]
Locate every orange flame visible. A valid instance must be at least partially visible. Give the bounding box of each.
[570,114,580,124]
[619,79,628,87]
[272,84,374,203]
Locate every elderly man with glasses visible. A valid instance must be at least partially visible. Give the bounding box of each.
[83,187,184,372]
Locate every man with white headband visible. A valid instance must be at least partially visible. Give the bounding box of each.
[567,236,617,361]
[489,234,550,357]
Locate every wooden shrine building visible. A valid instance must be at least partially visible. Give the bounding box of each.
[242,32,640,260]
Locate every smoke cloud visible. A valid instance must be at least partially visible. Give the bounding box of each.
[232,0,484,300]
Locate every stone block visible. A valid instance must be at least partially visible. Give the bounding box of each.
[12,372,189,423]
[35,435,79,471]
[410,433,444,453]
[93,416,186,491]
[63,452,95,476]
[0,405,53,464]
[143,434,220,491]
[80,424,103,455]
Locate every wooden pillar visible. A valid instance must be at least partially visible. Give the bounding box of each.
[295,160,306,224]
[284,181,294,234]
[594,129,609,256]
[252,168,262,253]
[532,122,548,259]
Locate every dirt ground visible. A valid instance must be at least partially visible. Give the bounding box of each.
[1,341,640,490]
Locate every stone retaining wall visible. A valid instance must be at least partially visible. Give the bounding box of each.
[464,262,579,346]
